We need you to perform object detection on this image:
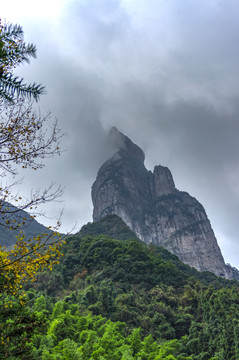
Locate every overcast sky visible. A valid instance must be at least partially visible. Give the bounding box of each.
[2,0,239,268]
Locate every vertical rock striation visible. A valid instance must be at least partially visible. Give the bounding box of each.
[92,127,239,280]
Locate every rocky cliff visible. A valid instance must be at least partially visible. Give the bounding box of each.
[92,127,239,280]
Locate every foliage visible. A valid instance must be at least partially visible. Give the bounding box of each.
[31,300,193,360]
[0,100,61,176]
[0,20,64,359]
[0,19,64,296]
[0,20,44,102]
[0,230,63,295]
[0,293,45,359]
[79,215,139,242]
[24,215,239,359]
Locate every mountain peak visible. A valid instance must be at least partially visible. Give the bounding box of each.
[109,126,145,162]
[92,129,239,280]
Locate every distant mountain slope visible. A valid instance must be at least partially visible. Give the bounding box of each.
[0,202,50,249]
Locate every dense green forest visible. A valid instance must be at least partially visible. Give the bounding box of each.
[2,215,239,359]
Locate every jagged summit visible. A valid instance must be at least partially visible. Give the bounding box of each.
[92,128,239,280]
[109,126,145,162]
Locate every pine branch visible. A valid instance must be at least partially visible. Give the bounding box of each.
[0,74,45,101]
[1,43,37,64]
[0,24,24,41]
[0,22,44,102]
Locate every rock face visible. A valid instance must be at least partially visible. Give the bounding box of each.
[92,127,239,280]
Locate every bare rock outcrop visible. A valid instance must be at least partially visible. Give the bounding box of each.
[92,127,239,280]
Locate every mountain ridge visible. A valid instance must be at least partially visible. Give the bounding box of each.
[0,202,52,249]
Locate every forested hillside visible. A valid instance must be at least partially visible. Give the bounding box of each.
[3,215,239,359]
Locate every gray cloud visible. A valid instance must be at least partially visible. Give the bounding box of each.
[4,0,239,267]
